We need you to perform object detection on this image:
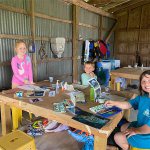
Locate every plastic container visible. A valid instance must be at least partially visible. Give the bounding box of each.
[90,87,95,101]
[101,60,111,72]
[56,80,60,94]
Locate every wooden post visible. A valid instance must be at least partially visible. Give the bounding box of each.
[98,15,103,40]
[94,135,107,150]
[72,5,79,83]
[105,20,117,43]
[1,102,12,135]
[137,6,143,52]
[30,0,37,82]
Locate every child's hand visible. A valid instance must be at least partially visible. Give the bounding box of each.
[104,100,115,107]
[30,82,35,85]
[123,127,137,138]
[24,79,29,84]
[89,72,95,78]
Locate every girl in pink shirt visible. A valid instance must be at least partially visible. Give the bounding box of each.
[11,40,34,88]
[11,40,34,129]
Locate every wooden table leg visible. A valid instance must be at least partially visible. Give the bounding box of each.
[1,102,12,135]
[94,135,107,150]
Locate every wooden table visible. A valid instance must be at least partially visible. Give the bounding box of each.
[0,85,126,150]
[111,67,149,80]
[110,67,150,90]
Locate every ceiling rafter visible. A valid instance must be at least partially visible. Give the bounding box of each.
[108,0,149,13]
[82,0,148,13]
[63,0,115,18]
[102,0,131,11]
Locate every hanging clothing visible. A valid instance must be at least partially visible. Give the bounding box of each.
[84,40,90,62]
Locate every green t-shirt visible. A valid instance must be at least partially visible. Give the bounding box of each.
[81,73,97,86]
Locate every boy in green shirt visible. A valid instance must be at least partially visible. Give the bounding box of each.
[81,61,97,86]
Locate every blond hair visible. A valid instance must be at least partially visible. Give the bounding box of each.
[84,61,95,68]
[15,40,26,48]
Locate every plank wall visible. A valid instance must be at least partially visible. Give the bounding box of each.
[114,2,150,67]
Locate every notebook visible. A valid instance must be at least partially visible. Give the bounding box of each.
[96,106,122,118]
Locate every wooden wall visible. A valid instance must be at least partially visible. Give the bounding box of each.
[114,2,150,67]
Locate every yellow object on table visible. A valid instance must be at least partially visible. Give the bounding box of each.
[116,82,121,91]
[0,130,36,150]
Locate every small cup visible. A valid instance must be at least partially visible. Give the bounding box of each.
[49,77,53,83]
[134,63,138,68]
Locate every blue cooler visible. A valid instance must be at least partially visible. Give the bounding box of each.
[95,61,110,86]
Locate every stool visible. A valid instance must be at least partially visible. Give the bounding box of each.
[0,130,36,150]
[130,147,149,150]
[12,107,32,130]
[12,107,22,130]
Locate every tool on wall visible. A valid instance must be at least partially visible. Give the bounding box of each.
[38,39,48,60]
[38,38,48,76]
[28,41,36,53]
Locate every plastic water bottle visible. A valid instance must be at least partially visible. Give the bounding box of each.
[90,87,95,101]
[56,80,59,94]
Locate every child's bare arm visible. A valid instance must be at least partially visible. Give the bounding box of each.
[105,100,132,109]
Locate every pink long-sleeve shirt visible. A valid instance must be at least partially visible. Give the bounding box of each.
[11,54,33,85]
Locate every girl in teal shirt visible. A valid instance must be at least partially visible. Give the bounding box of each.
[105,70,150,149]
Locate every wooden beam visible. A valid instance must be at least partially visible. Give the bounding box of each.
[30,0,37,82]
[35,13,72,24]
[0,61,10,67]
[37,57,72,64]
[63,0,115,19]
[0,57,73,67]
[72,5,79,83]
[103,0,131,11]
[105,21,117,43]
[98,15,103,39]
[0,3,101,30]
[0,34,31,40]
[88,0,111,5]
[79,22,98,29]
[0,3,28,15]
[0,34,72,43]
[137,6,143,52]
[109,0,149,14]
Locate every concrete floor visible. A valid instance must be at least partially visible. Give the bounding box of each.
[34,131,83,150]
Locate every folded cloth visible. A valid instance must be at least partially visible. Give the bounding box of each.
[27,119,69,136]
[68,129,94,150]
[44,123,68,133]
